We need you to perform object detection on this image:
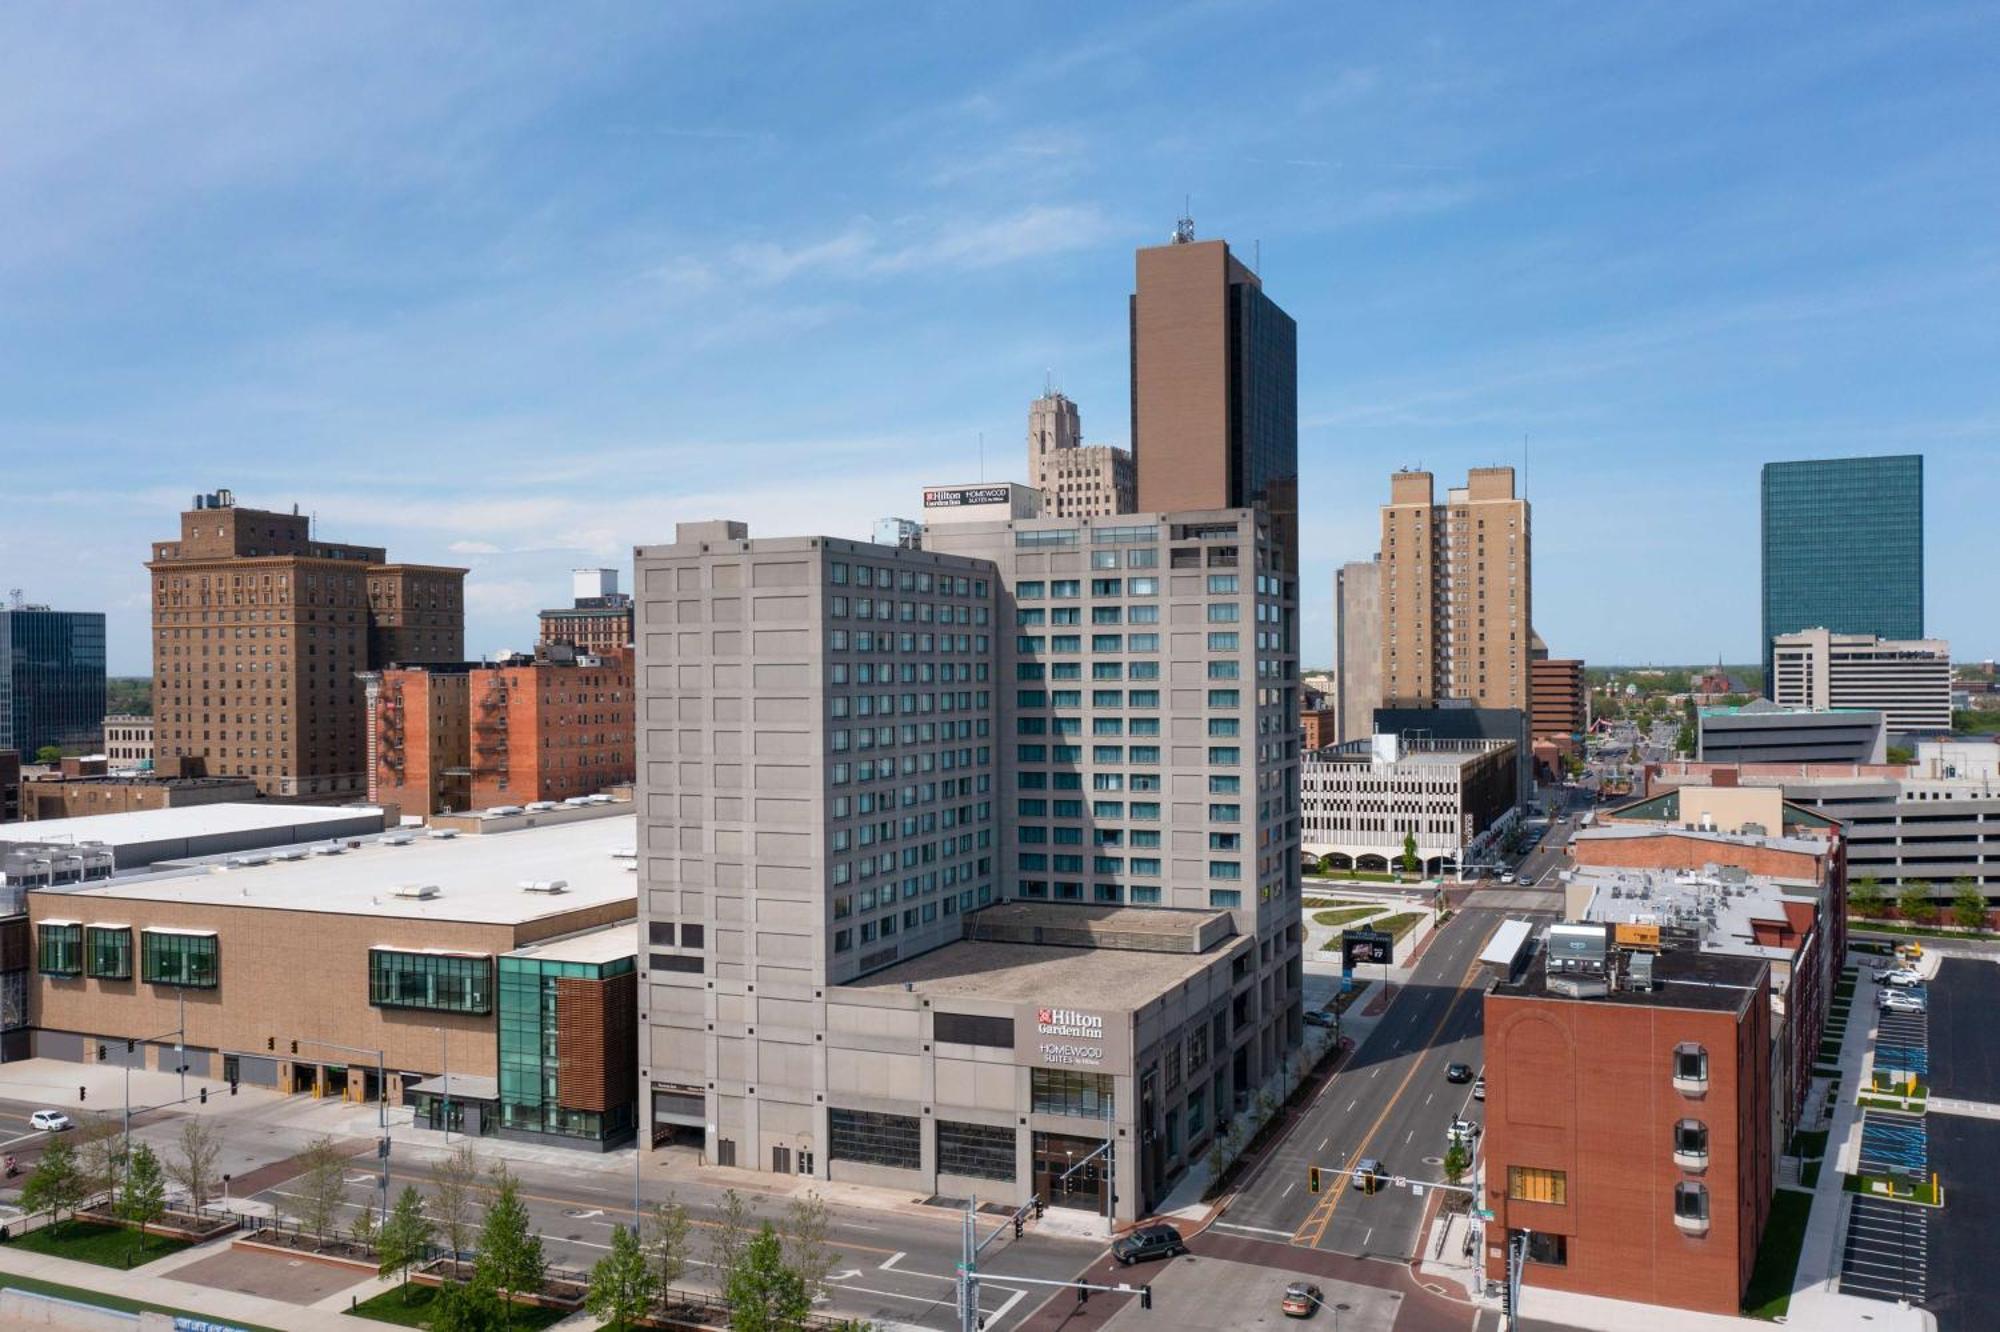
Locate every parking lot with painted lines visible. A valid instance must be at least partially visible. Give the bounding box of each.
[1857,1110,1928,1179]
[1841,1194,1928,1304]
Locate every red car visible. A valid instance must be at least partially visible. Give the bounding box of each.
[1281,1282,1325,1317]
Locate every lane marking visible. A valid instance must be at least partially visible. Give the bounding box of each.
[1215,1221,1298,1238]
[1317,1137,1329,1153]
[1282,1181,1295,1199]
[880,1250,907,1271]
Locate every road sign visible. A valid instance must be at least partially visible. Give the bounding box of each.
[1410,1184,1425,1197]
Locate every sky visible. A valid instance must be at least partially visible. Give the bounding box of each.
[2,3,1995,675]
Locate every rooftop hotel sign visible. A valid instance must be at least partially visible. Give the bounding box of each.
[1035,1006,1105,1067]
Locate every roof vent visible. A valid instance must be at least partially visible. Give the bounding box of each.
[393,883,441,900]
[227,853,271,868]
[382,833,415,847]
[311,843,346,857]
[519,878,569,894]
[275,848,308,862]
[426,828,458,840]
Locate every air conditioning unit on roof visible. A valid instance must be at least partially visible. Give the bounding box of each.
[393,883,441,900]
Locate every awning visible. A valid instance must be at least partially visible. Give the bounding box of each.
[141,927,218,937]
[407,1073,498,1101]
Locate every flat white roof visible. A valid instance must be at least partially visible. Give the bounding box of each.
[56,815,640,926]
[506,922,637,966]
[1479,919,1535,966]
[1,802,379,848]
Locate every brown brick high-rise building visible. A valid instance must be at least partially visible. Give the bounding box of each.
[148,489,465,801]
[1130,219,1297,561]
[1380,467,1532,711]
[368,645,633,816]
[1531,656,1586,738]
[539,569,634,655]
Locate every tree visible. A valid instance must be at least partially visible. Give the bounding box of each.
[429,1141,483,1269]
[167,1117,222,1213]
[1850,876,1888,920]
[782,1191,837,1308]
[707,1188,757,1284]
[295,1136,350,1245]
[379,1185,436,1294]
[645,1193,692,1295]
[33,745,62,765]
[1951,878,1988,932]
[474,1166,546,1326]
[430,1275,505,1332]
[350,1200,379,1252]
[1399,831,1419,876]
[587,1223,660,1331]
[75,1118,126,1207]
[725,1222,812,1332]
[120,1143,167,1247]
[22,1137,85,1231]
[1898,880,1937,926]
[1442,1140,1471,1193]
[1887,744,1916,767]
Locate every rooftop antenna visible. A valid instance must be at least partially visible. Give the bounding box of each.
[978,431,985,481]
[1172,197,1195,245]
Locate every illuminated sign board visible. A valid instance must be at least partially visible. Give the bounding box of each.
[1036,1006,1104,1066]
[1342,930,1394,969]
[924,485,1014,508]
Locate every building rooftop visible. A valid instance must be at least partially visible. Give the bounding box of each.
[0,802,379,850]
[847,936,1231,1010]
[1569,863,1820,968]
[962,901,1235,954]
[1493,943,1766,1013]
[48,815,640,926]
[1574,823,1829,857]
[505,921,637,966]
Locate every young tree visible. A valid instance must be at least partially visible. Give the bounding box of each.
[349,1200,379,1252]
[430,1274,505,1332]
[1898,880,1937,926]
[474,1166,546,1326]
[120,1143,167,1247]
[168,1117,222,1212]
[1399,831,1419,876]
[587,1223,660,1331]
[378,1185,436,1296]
[1442,1140,1471,1192]
[782,1191,838,1307]
[1951,878,1988,932]
[295,1136,350,1245]
[75,1119,126,1208]
[1850,876,1887,920]
[707,1188,757,1284]
[429,1141,483,1270]
[725,1222,811,1332]
[22,1137,85,1231]
[646,1193,692,1295]
[33,745,62,766]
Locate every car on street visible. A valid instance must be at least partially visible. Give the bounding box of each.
[1304,1009,1337,1029]
[1111,1223,1185,1266]
[29,1110,72,1132]
[1499,872,1517,885]
[1350,1157,1384,1192]
[1518,874,1537,887]
[1447,1118,1481,1146]
[1879,991,1926,1014]
[1281,1282,1325,1318]
[1472,1075,1486,1101]
[1445,1062,1473,1083]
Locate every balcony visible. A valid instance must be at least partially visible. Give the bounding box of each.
[1673,1145,1709,1172]
[1673,1210,1710,1236]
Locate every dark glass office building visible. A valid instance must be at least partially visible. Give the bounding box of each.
[2,608,107,757]
[1760,456,1923,689]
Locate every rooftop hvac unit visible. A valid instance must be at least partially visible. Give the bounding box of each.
[485,805,523,817]
[311,843,347,856]
[525,801,559,812]
[519,878,569,894]
[227,853,271,868]
[381,833,415,847]
[275,848,308,862]
[426,828,458,840]
[393,883,441,900]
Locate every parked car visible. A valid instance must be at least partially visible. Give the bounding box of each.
[1350,1157,1384,1192]
[29,1110,72,1132]
[1304,1010,1337,1029]
[1281,1282,1325,1318]
[1881,970,1925,988]
[1499,872,1517,885]
[1445,1062,1474,1083]
[1879,992,1927,1014]
[1472,1075,1486,1101]
[1447,1118,1481,1146]
[1111,1224,1185,1266]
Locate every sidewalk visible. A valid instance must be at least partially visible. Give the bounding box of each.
[0,1242,362,1331]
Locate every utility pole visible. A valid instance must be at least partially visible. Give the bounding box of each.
[1505,1228,1528,1331]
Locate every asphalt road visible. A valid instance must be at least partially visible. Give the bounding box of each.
[1217,905,1530,1261]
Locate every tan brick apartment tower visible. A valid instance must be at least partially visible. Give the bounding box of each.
[1028,391,1135,519]
[1379,467,1532,710]
[1130,219,1298,563]
[149,489,465,800]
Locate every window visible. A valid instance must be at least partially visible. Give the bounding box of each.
[1207,632,1238,651]
[141,931,219,988]
[937,1120,1015,1181]
[1673,1043,1709,1090]
[87,926,132,980]
[1206,574,1238,593]
[1208,889,1242,908]
[37,923,82,977]
[1206,603,1238,622]
[1674,1181,1710,1226]
[1506,1166,1567,1205]
[1674,1118,1709,1163]
[1521,1231,1568,1266]
[370,949,491,1013]
[935,1013,1014,1048]
[829,1108,922,1170]
[1031,1069,1115,1117]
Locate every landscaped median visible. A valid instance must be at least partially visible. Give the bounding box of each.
[1316,910,1427,951]
[1843,1171,1943,1207]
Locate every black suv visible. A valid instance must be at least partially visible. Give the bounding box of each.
[1110,1224,1185,1266]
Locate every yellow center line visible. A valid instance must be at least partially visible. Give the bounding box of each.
[1292,919,1500,1248]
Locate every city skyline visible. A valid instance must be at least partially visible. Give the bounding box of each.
[4,5,1996,674]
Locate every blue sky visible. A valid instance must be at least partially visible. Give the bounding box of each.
[3,3,1995,674]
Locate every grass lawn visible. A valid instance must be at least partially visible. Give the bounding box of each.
[10,1219,192,1269]
[0,1271,283,1332]
[1842,1172,1942,1206]
[1742,1188,1815,1319]
[1787,1128,1830,1160]
[1374,912,1426,942]
[1302,897,1367,909]
[1801,1160,1822,1188]
[1311,907,1383,929]
[346,1284,571,1330]
[1309,870,1404,883]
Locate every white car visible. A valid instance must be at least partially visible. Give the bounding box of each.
[29,1110,73,1132]
[1878,991,1926,1014]
[1499,873,1517,885]
[1880,970,1925,989]
[1447,1118,1482,1146]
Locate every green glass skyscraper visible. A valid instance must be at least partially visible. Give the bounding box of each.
[1760,455,1924,690]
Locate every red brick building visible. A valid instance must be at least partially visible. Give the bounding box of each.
[1301,707,1335,752]
[1484,943,1773,1315]
[367,646,634,815]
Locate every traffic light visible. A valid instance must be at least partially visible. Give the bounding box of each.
[230,1079,239,1096]
[78,1086,86,1103]
[1076,1284,1088,1306]
[1032,1194,1045,1219]
[1013,1215,1023,1239]
[96,1044,106,1061]
[125,1039,135,1053]
[266,1037,274,1052]
[1140,1285,1153,1310]
[290,1040,298,1055]
[1307,1165,1321,1194]
[199,1088,208,1105]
